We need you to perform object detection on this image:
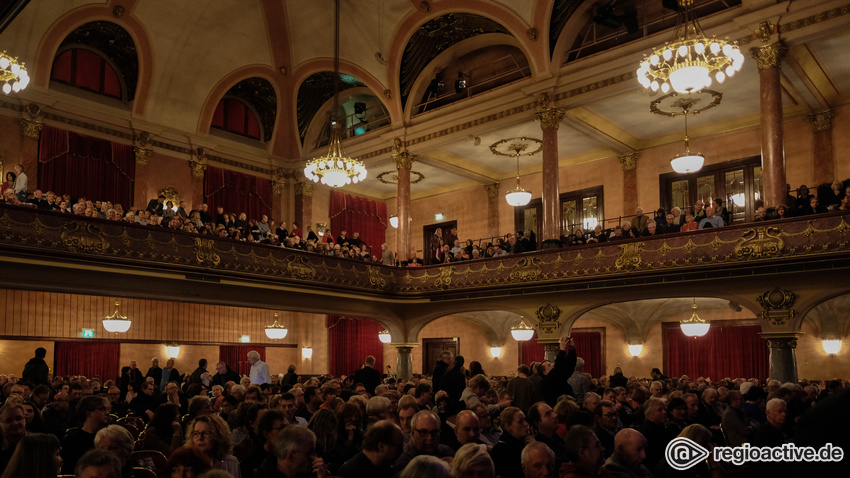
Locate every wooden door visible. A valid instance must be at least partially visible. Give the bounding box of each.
[422,337,459,375]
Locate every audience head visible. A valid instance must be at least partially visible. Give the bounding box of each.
[410,410,441,453]
[400,455,451,478]
[274,426,318,476]
[521,441,555,478]
[94,425,134,468]
[0,402,27,443]
[451,443,494,478]
[643,398,667,425]
[563,424,604,472]
[162,445,211,478]
[678,424,713,449]
[613,428,647,469]
[454,410,481,446]
[527,401,558,436]
[74,448,122,478]
[765,398,787,428]
[499,406,529,440]
[185,414,232,462]
[1,432,61,478]
[362,420,405,466]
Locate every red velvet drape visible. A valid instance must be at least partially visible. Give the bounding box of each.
[54,341,120,382]
[520,330,604,378]
[329,191,387,255]
[204,166,272,221]
[219,345,266,377]
[38,126,135,207]
[326,316,384,377]
[664,323,768,380]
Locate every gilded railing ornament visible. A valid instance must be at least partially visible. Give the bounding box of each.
[757,288,797,326]
[536,303,562,335]
[510,257,542,282]
[369,266,386,288]
[285,255,316,280]
[61,222,109,254]
[735,227,784,259]
[193,238,220,267]
[615,243,643,271]
[434,267,453,289]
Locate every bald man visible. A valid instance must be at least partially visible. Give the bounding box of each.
[444,410,483,452]
[42,391,76,439]
[602,428,651,478]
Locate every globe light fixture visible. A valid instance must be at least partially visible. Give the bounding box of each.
[511,318,535,341]
[165,343,181,359]
[489,346,502,358]
[628,344,643,357]
[389,216,399,228]
[102,300,131,333]
[822,339,841,355]
[0,51,29,95]
[378,328,392,343]
[637,0,744,94]
[680,298,710,337]
[490,137,542,207]
[302,347,313,359]
[265,312,289,339]
[670,100,705,174]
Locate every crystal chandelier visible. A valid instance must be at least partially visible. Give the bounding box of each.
[637,0,744,94]
[510,318,535,341]
[670,101,704,173]
[303,0,367,188]
[103,300,132,333]
[0,51,29,95]
[680,298,710,337]
[490,137,542,207]
[265,312,289,339]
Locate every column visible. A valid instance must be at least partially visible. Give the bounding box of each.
[619,153,638,216]
[761,333,802,384]
[133,133,153,210]
[19,118,42,189]
[536,107,565,241]
[542,342,560,362]
[751,43,788,208]
[294,181,314,233]
[396,345,413,380]
[807,111,834,185]
[188,148,207,209]
[393,150,413,262]
[485,183,500,239]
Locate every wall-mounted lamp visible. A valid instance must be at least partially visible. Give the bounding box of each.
[165,343,181,359]
[378,328,392,343]
[302,347,313,359]
[489,346,502,358]
[435,213,444,221]
[822,339,841,355]
[628,344,643,357]
[316,223,327,236]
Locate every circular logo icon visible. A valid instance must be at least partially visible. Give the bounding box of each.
[665,437,710,470]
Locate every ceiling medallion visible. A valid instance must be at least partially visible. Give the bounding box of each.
[490,137,542,207]
[376,171,425,184]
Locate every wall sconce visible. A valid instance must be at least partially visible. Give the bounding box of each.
[822,339,841,355]
[316,223,327,236]
[628,344,643,357]
[165,343,180,359]
[378,328,392,343]
[435,213,443,221]
[389,216,399,228]
[489,346,502,358]
[302,347,313,359]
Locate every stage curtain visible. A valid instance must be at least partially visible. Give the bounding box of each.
[54,341,120,382]
[219,345,266,378]
[329,191,387,255]
[204,165,272,220]
[326,316,384,377]
[38,125,135,207]
[664,323,768,380]
[520,330,603,378]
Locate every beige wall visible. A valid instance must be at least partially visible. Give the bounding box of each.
[797,319,848,381]
[0,340,55,378]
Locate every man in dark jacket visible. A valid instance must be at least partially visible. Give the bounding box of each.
[212,361,241,387]
[188,359,208,385]
[22,347,50,386]
[541,336,577,406]
[352,355,382,396]
[431,351,452,393]
[440,355,467,415]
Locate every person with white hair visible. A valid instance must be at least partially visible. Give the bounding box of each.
[247,350,270,385]
[751,398,787,447]
[94,424,134,476]
[567,357,592,402]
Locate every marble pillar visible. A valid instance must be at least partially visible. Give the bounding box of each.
[619,153,638,216]
[536,107,565,241]
[752,43,788,208]
[807,111,834,186]
[485,183,500,239]
[762,333,802,384]
[396,346,413,380]
[394,151,413,262]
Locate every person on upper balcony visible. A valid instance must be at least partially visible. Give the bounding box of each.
[698,207,725,229]
[630,207,649,234]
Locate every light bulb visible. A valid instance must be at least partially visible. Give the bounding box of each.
[650,55,660,66]
[663,49,673,61]
[678,45,688,57]
[650,81,659,92]
[661,82,670,93]
[710,42,720,54]
[695,42,705,54]
[716,71,725,83]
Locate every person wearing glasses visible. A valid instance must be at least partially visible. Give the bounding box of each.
[184,414,241,477]
[394,410,454,471]
[59,395,111,474]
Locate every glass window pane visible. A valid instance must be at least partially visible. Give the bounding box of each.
[562,201,577,236]
[582,196,598,231]
[753,166,763,209]
[725,169,745,223]
[523,208,537,236]
[671,180,690,212]
[696,175,715,208]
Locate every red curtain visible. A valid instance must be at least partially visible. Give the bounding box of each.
[38,126,135,207]
[326,316,384,377]
[219,345,266,378]
[204,166,272,221]
[520,330,603,378]
[54,341,121,382]
[664,323,768,380]
[329,191,387,255]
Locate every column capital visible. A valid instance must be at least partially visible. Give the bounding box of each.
[760,332,804,349]
[750,42,787,71]
[189,148,208,178]
[392,150,415,170]
[19,118,43,140]
[618,152,638,171]
[807,110,834,132]
[484,182,500,197]
[134,131,153,165]
[294,181,314,197]
[271,180,285,195]
[536,107,565,130]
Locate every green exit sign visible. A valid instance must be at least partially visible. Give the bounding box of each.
[81,329,94,338]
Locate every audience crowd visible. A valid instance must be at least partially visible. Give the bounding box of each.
[0,341,845,478]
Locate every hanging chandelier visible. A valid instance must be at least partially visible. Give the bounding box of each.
[303,0,367,188]
[103,300,132,333]
[680,298,710,337]
[670,101,704,173]
[265,312,289,339]
[637,0,744,94]
[0,51,29,95]
[490,137,542,207]
[511,318,535,341]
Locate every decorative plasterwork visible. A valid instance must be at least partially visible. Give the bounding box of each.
[189,148,208,178]
[485,182,500,197]
[19,118,43,140]
[536,303,562,335]
[294,182,314,197]
[392,150,415,170]
[757,288,797,326]
[618,152,638,171]
[376,170,425,184]
[807,111,834,133]
[751,43,787,71]
[159,187,180,207]
[536,107,565,130]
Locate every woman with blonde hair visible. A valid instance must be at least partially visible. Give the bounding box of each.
[184,414,241,477]
[451,443,495,478]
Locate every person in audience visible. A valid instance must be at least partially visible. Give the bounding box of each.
[395,410,454,470]
[444,410,483,452]
[692,200,707,223]
[803,196,828,215]
[146,194,165,217]
[1,172,15,195]
[0,403,28,474]
[93,425,134,477]
[520,441,555,478]
[249,350,271,386]
[12,164,28,202]
[559,424,608,478]
[129,381,158,420]
[337,420,404,478]
[450,443,495,478]
[636,398,668,471]
[61,395,111,474]
[490,407,531,478]
[42,391,76,439]
[754,206,768,221]
[184,414,241,477]
[0,432,61,478]
[352,355,382,397]
[256,425,329,478]
[698,206,724,229]
[603,428,650,478]
[22,399,46,433]
[400,455,451,478]
[721,390,751,447]
[74,448,122,478]
[541,337,577,407]
[630,208,649,234]
[568,358,592,402]
[794,185,814,215]
[527,401,568,468]
[505,365,538,418]
[21,347,50,387]
[654,424,722,477]
[142,403,183,457]
[751,397,787,447]
[593,400,620,459]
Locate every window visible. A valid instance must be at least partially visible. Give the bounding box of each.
[515,186,604,242]
[212,98,262,141]
[51,48,122,99]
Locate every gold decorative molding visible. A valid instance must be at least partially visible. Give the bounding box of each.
[750,42,787,71]
[159,187,181,207]
[618,152,638,171]
[271,180,285,195]
[369,266,386,288]
[61,222,109,254]
[19,118,43,139]
[755,21,774,43]
[485,182,500,197]
[134,147,152,165]
[294,181,314,197]
[434,267,453,289]
[527,27,538,42]
[764,335,800,349]
[510,257,542,282]
[285,256,317,280]
[735,227,785,259]
[383,89,392,100]
[757,288,797,326]
[535,303,562,335]
[536,106,565,130]
[807,110,834,133]
[189,148,208,178]
[615,243,643,271]
[419,1,430,13]
[193,238,221,268]
[392,150,415,170]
